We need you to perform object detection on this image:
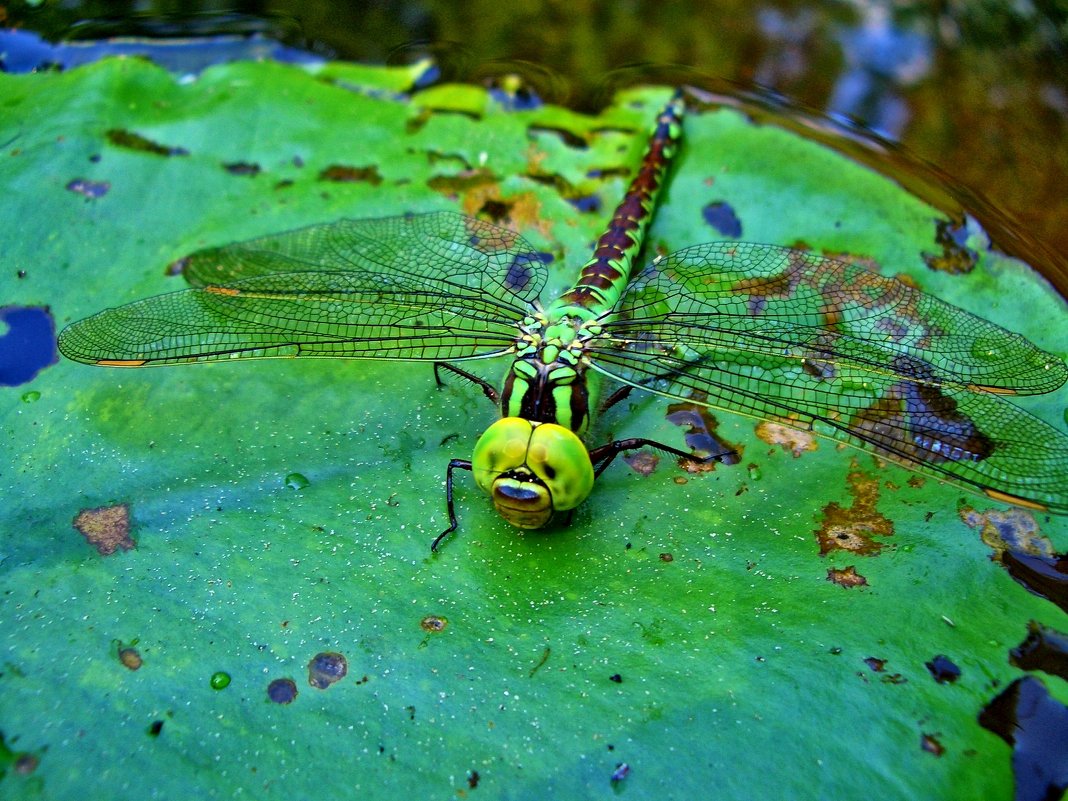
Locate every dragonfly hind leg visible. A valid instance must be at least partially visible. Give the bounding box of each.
[433,362,499,405]
[587,437,736,479]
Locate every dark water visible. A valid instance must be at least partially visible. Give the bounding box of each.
[6,0,1067,294]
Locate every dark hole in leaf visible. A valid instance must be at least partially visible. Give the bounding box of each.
[0,305,57,386]
[318,164,383,184]
[999,549,1068,614]
[308,652,348,689]
[924,654,961,683]
[1010,621,1068,682]
[979,676,1068,801]
[702,201,743,238]
[223,161,261,176]
[567,194,602,213]
[267,678,298,704]
[66,178,110,198]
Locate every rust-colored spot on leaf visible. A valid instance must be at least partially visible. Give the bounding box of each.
[814,465,894,557]
[960,505,1051,556]
[73,504,134,555]
[921,733,945,756]
[827,565,868,588]
[755,420,817,458]
[864,656,887,672]
[118,646,142,671]
[106,129,189,157]
[420,614,448,633]
[427,168,497,196]
[960,504,1067,611]
[318,164,383,184]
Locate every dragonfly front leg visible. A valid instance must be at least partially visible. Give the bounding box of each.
[587,437,736,478]
[433,362,500,405]
[599,384,635,415]
[433,458,473,552]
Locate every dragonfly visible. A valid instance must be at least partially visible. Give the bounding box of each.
[58,91,1068,550]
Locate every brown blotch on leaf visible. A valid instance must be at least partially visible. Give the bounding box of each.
[106,129,189,157]
[921,733,945,756]
[308,651,348,689]
[921,218,978,275]
[118,646,142,671]
[827,565,868,588]
[814,465,894,557]
[623,450,660,476]
[420,615,448,633]
[73,504,134,555]
[755,420,817,458]
[960,505,1067,612]
[960,505,1050,556]
[318,164,383,184]
[426,169,498,196]
[864,656,887,672]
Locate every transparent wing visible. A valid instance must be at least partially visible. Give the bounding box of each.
[58,213,548,366]
[591,243,1068,512]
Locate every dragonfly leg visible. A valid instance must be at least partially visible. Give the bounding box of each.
[587,437,736,479]
[433,458,473,552]
[433,362,500,405]
[599,384,635,414]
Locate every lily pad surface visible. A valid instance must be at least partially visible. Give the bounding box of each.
[1,57,1066,800]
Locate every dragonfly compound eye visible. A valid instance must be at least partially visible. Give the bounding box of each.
[472,418,595,528]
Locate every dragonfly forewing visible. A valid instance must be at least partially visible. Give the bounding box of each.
[588,242,1068,512]
[58,212,555,367]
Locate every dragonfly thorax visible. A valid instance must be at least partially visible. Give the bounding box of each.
[505,311,603,434]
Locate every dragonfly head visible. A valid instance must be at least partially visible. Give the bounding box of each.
[472,418,595,529]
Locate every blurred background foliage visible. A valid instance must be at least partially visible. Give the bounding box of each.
[5,0,1068,292]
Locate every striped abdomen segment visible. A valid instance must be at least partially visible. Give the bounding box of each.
[553,91,685,312]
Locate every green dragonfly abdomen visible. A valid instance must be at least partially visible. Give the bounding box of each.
[549,91,685,315]
[499,91,686,438]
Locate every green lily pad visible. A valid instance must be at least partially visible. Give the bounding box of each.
[1,57,1066,800]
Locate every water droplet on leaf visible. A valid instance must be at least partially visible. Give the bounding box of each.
[285,472,310,490]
